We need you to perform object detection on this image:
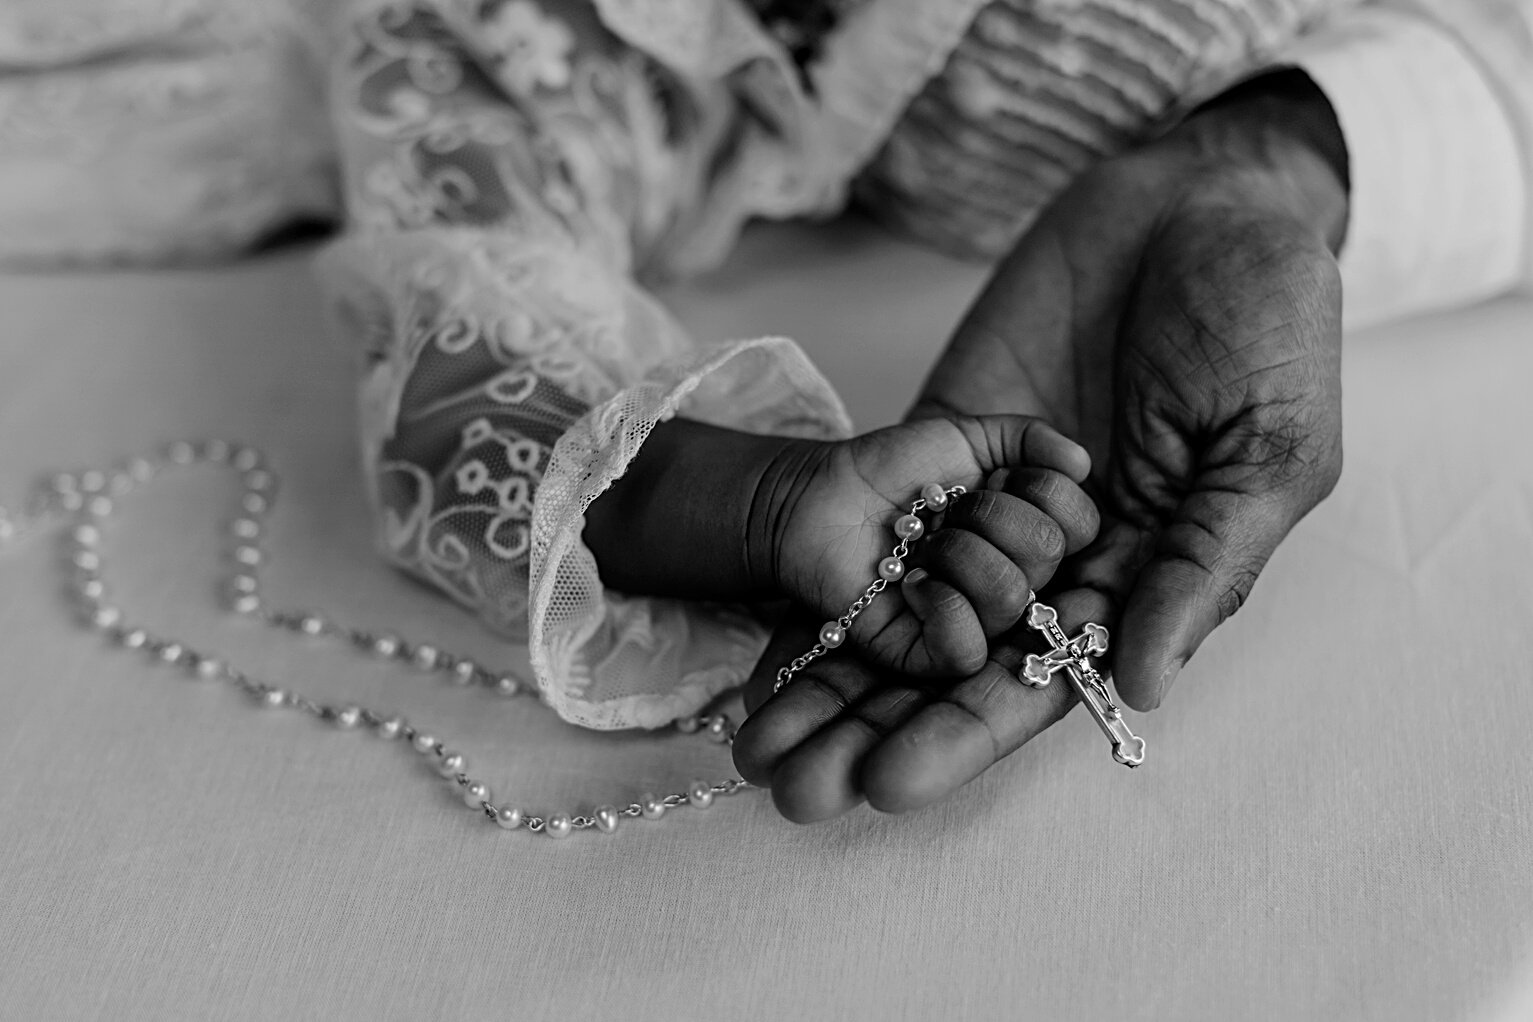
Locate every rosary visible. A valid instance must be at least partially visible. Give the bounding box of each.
[0,443,1142,840]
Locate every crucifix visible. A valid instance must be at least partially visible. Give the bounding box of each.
[1019,600,1145,768]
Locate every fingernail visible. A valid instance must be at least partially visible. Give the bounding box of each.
[904,567,928,585]
[1151,658,1185,709]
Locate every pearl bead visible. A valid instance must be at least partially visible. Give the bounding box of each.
[231,594,261,615]
[127,458,155,482]
[451,660,478,685]
[411,644,439,670]
[438,751,467,777]
[78,578,106,601]
[878,556,905,582]
[245,470,274,492]
[298,615,325,636]
[687,781,714,808]
[203,440,231,462]
[819,621,845,648]
[72,550,100,572]
[544,813,573,839]
[79,470,106,493]
[91,606,122,630]
[894,514,925,541]
[674,715,700,734]
[639,794,665,820]
[260,688,286,708]
[372,634,401,658]
[495,806,523,830]
[72,524,101,546]
[594,805,620,833]
[230,518,261,540]
[920,483,949,510]
[230,574,258,594]
[59,491,84,511]
[195,658,225,680]
[167,441,196,465]
[231,448,261,472]
[118,628,147,650]
[412,733,438,754]
[375,717,404,739]
[86,496,113,517]
[158,642,184,664]
[233,546,262,566]
[706,716,730,742]
[464,781,491,807]
[241,493,268,516]
[334,706,362,729]
[494,676,520,697]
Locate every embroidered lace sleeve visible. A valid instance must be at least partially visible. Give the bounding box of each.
[317,0,852,729]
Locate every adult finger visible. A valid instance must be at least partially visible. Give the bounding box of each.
[1111,473,1330,712]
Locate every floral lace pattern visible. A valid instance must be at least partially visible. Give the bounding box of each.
[319,0,857,725]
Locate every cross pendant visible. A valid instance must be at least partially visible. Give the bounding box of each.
[1020,601,1145,768]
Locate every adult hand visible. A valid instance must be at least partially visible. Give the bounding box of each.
[734,72,1352,822]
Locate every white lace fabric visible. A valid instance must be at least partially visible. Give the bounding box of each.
[316,0,868,728]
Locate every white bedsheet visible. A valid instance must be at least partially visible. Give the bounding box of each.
[1,218,1530,1022]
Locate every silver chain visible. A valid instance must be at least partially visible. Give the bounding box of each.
[1,443,973,836]
[0,441,751,839]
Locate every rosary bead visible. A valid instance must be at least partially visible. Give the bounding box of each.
[334,706,363,729]
[231,448,262,472]
[240,493,268,516]
[639,794,665,820]
[72,550,100,572]
[127,458,155,482]
[195,658,225,680]
[412,733,438,755]
[245,470,274,493]
[158,643,184,664]
[877,556,905,582]
[544,813,573,839]
[86,497,113,518]
[231,595,261,615]
[463,781,491,808]
[203,440,231,463]
[411,644,440,671]
[79,470,106,493]
[72,524,101,547]
[298,615,326,636]
[920,483,949,511]
[167,441,197,465]
[438,751,467,777]
[818,621,845,649]
[495,806,523,830]
[372,634,401,658]
[230,518,261,540]
[593,805,620,833]
[375,717,405,740]
[91,606,122,630]
[687,781,714,809]
[451,660,479,685]
[117,628,147,650]
[260,688,287,708]
[893,514,925,541]
[233,546,262,567]
[674,715,700,734]
[78,578,106,601]
[229,574,258,595]
[493,676,520,697]
[705,716,730,742]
